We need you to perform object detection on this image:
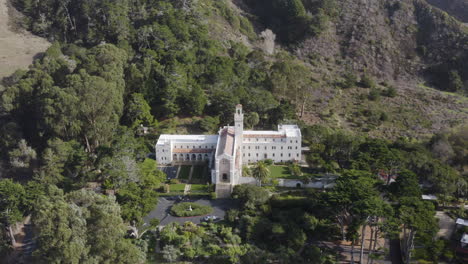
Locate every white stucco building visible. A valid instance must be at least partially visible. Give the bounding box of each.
[155,105,302,197]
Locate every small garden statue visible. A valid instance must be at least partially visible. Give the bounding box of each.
[188,205,193,211]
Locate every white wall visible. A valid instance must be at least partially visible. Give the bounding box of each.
[241,136,301,164]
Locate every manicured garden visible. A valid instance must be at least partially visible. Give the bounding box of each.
[170,202,213,217]
[267,165,313,180]
[190,184,212,195]
[178,165,191,180]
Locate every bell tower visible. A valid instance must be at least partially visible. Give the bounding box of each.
[234,104,244,143]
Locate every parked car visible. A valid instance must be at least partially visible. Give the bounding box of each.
[202,215,219,222]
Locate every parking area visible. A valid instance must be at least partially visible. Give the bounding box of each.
[143,197,239,226]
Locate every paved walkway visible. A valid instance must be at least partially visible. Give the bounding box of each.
[184,184,191,195]
[143,197,239,226]
[436,211,455,239]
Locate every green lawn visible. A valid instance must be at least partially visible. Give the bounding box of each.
[190,184,210,194]
[267,165,313,180]
[268,165,291,179]
[178,165,191,180]
[191,165,205,179]
[169,184,186,192]
[190,165,209,184]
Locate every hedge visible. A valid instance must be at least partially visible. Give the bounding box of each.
[170,202,213,217]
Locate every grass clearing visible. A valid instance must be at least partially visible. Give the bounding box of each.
[169,184,186,192]
[190,184,211,194]
[267,165,314,180]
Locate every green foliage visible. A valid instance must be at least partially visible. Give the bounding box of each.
[448,70,463,92]
[170,202,213,217]
[0,179,27,224]
[198,116,220,133]
[341,71,358,88]
[123,93,156,129]
[32,188,145,263]
[368,89,381,101]
[245,0,334,43]
[383,86,397,97]
[360,73,376,88]
[232,184,269,209]
[116,182,158,223]
[252,161,271,185]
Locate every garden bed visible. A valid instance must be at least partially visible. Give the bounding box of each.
[170,202,213,217]
[178,165,191,180]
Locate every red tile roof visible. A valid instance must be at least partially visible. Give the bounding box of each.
[218,128,235,156]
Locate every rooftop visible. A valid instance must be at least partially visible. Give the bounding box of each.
[217,127,235,157]
[156,134,218,145]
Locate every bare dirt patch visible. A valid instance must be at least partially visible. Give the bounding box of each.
[0,0,50,79]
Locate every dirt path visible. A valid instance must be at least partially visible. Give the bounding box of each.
[0,0,50,79]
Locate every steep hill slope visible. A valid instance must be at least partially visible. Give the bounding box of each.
[427,0,468,22]
[0,0,49,79]
[220,0,468,139]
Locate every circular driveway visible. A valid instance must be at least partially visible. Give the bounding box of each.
[143,197,239,226]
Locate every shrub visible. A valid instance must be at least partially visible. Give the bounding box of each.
[341,72,358,88]
[360,74,376,88]
[170,202,213,217]
[383,86,397,97]
[264,159,274,165]
[368,89,381,101]
[380,112,389,121]
[210,192,217,200]
[150,218,160,228]
[169,179,180,184]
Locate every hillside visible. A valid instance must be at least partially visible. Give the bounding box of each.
[0,0,49,79]
[427,0,468,22]
[0,0,466,143]
[210,0,468,139]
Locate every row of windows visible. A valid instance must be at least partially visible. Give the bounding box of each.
[243,153,299,158]
[243,146,298,150]
[173,145,215,149]
[245,138,299,143]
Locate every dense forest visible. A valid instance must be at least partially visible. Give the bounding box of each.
[0,0,467,263]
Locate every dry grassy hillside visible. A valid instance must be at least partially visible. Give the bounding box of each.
[0,0,49,79]
[212,0,468,139]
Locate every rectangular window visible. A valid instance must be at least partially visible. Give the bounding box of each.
[273,153,275,157]
[295,146,298,149]
[289,153,291,157]
[264,146,267,150]
[243,153,245,157]
[248,153,251,157]
[281,153,283,157]
[297,153,299,157]
[256,153,259,157]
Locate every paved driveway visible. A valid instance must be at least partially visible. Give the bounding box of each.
[143,197,239,226]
